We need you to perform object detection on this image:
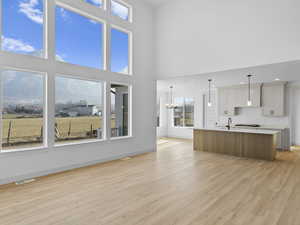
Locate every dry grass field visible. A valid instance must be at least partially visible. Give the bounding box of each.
[55,116,102,138]
[2,116,117,149]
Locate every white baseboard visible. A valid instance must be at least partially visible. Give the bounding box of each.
[0,149,155,186]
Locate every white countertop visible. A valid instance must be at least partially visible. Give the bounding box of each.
[217,124,289,130]
[194,128,279,135]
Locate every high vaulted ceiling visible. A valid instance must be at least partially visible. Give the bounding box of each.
[140,0,171,7]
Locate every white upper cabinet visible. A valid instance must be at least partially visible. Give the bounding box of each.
[233,84,261,107]
[218,84,261,116]
[262,82,286,117]
[218,88,236,116]
[218,82,286,117]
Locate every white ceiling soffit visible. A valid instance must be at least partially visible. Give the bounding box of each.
[157,60,300,92]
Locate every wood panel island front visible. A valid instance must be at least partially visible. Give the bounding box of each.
[194,128,278,161]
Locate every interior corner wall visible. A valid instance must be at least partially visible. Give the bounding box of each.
[290,85,300,145]
[0,0,156,185]
[157,91,168,138]
[155,0,300,78]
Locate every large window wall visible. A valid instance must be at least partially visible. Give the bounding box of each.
[0,0,133,152]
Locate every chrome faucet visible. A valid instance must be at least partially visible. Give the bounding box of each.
[226,117,232,130]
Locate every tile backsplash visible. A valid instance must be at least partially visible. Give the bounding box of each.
[219,107,289,127]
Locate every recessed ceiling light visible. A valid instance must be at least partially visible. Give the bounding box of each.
[275,78,280,81]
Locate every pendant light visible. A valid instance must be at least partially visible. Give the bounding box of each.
[208,79,212,107]
[166,86,176,109]
[247,74,252,106]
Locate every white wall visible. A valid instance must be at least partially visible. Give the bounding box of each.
[295,89,300,145]
[291,86,300,145]
[0,0,156,184]
[156,91,168,138]
[155,0,300,78]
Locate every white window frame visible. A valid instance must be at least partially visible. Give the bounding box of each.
[173,97,195,128]
[54,74,106,146]
[0,0,133,153]
[0,67,48,153]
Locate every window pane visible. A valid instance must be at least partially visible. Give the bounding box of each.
[84,0,102,7]
[55,76,103,144]
[2,0,44,57]
[111,28,129,74]
[1,70,44,150]
[184,98,194,127]
[55,6,103,69]
[174,98,184,127]
[111,84,129,137]
[111,0,129,21]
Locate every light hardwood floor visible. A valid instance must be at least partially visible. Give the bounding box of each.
[1,139,300,225]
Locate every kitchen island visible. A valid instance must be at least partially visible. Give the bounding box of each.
[194,128,279,161]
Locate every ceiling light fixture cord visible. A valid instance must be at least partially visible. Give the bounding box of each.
[166,86,175,109]
[208,79,212,107]
[247,74,252,106]
[170,86,173,106]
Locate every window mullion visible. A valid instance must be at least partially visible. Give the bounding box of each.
[0,71,3,152]
[107,82,112,139]
[47,72,56,148]
[47,0,55,61]
[0,0,2,53]
[183,98,186,127]
[47,0,56,148]
[102,82,107,140]
[106,23,111,72]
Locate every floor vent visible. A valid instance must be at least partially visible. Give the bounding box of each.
[120,157,132,161]
[15,179,36,185]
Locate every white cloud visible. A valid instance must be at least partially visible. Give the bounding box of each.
[59,7,68,19]
[111,1,129,20]
[2,36,35,53]
[19,0,43,24]
[89,0,102,6]
[120,66,129,74]
[56,54,65,62]
[89,19,98,24]
[3,71,17,85]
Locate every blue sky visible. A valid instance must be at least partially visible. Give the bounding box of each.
[85,0,103,7]
[2,0,44,56]
[55,6,104,69]
[2,0,129,72]
[111,28,129,73]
